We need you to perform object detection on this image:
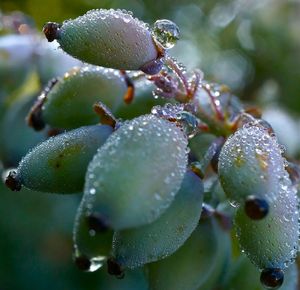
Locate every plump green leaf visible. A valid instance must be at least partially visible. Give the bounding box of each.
[46,9,161,72]
[16,124,113,193]
[84,114,188,230]
[41,66,128,129]
[112,171,203,268]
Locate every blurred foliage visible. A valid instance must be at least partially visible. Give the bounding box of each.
[0,0,300,289]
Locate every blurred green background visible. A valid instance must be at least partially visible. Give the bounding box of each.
[0,0,300,289]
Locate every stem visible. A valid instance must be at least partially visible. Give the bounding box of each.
[165,56,190,98]
[202,84,225,121]
[190,69,203,98]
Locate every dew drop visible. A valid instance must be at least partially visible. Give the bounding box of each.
[164,176,171,184]
[43,22,61,42]
[244,195,269,220]
[123,14,132,23]
[260,268,284,289]
[282,214,290,222]
[151,19,180,49]
[229,200,240,208]
[154,193,162,200]
[5,170,22,192]
[89,229,96,236]
[89,188,96,195]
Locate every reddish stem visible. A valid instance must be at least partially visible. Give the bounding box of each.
[202,85,225,121]
[165,56,190,98]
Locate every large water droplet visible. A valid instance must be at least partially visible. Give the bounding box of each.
[176,111,200,139]
[151,19,180,49]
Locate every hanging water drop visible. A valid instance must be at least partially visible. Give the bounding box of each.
[43,22,61,42]
[244,195,269,220]
[260,268,284,289]
[152,19,180,49]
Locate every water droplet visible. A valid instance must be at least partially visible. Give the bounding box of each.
[282,214,290,222]
[89,188,96,195]
[229,200,240,208]
[89,229,96,236]
[244,195,269,220]
[164,176,171,184]
[43,22,61,42]
[123,14,132,23]
[260,268,284,289]
[176,111,200,139]
[154,193,162,200]
[151,19,180,49]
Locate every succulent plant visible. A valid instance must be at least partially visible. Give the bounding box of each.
[1,7,299,290]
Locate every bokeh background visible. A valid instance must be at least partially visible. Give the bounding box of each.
[0,0,300,289]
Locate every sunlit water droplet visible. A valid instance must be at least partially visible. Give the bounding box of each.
[89,188,96,195]
[151,19,180,49]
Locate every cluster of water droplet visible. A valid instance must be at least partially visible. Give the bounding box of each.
[218,121,299,287]
[151,103,202,139]
[219,123,290,204]
[39,65,128,129]
[83,8,145,28]
[55,8,160,71]
[151,103,185,119]
[112,171,203,269]
[191,81,242,123]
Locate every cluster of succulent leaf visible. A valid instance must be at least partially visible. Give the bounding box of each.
[1,8,299,290]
